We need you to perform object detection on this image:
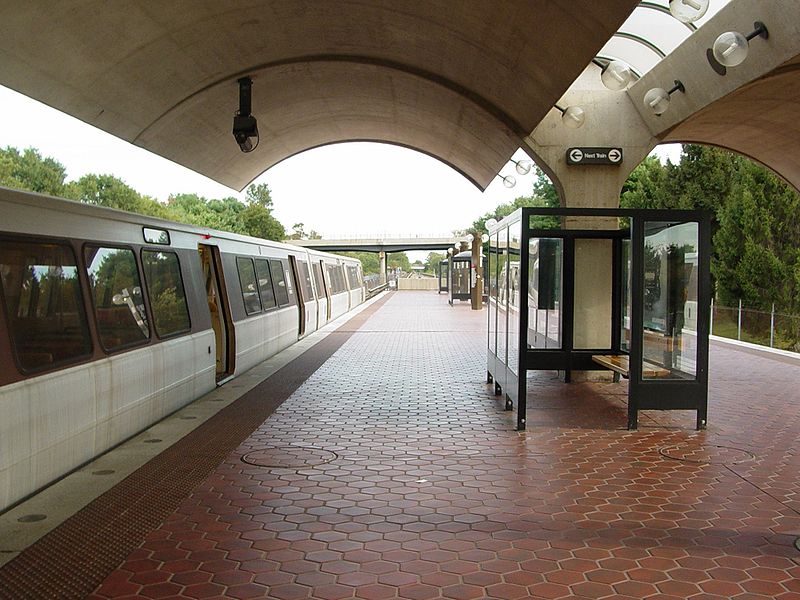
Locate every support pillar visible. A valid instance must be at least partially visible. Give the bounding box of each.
[379,250,387,285]
[471,236,482,310]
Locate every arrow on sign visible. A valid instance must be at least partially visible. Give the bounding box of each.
[608,148,622,163]
[569,148,583,163]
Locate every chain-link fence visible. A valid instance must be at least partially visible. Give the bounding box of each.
[711,301,800,352]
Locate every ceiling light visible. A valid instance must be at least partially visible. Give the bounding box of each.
[712,22,769,68]
[554,105,586,129]
[600,60,634,91]
[643,80,685,116]
[512,159,533,175]
[669,0,709,23]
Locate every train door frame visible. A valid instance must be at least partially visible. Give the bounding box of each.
[288,255,306,338]
[319,260,332,321]
[199,244,235,382]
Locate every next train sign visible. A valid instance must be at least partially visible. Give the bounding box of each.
[566,147,623,166]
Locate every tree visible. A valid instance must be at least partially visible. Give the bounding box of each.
[425,252,446,274]
[335,252,380,274]
[0,146,68,196]
[240,202,285,241]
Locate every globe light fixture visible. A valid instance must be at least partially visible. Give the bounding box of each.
[669,0,709,23]
[643,80,685,116]
[555,104,586,129]
[512,159,533,175]
[600,60,633,91]
[485,218,498,229]
[501,174,516,188]
[712,22,768,68]
[481,234,490,243]
[465,233,475,243]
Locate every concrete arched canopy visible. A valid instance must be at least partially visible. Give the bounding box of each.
[0,1,638,191]
[662,56,800,191]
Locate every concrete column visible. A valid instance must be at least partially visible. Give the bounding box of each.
[471,237,482,311]
[523,65,660,380]
[379,250,387,285]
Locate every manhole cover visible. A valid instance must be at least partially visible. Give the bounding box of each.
[659,444,755,465]
[17,514,46,523]
[242,445,337,469]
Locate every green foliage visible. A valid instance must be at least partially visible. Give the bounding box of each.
[0,146,68,196]
[621,144,800,333]
[334,251,409,275]
[472,167,559,234]
[336,252,380,275]
[425,252,446,274]
[0,145,289,242]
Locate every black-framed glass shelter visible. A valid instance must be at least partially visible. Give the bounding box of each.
[487,207,711,431]
[449,251,472,304]
[438,259,449,294]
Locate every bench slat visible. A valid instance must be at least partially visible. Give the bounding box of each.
[592,354,670,378]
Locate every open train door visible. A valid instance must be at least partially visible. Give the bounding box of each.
[288,255,306,338]
[319,260,332,321]
[199,244,235,382]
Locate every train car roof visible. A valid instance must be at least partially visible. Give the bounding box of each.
[0,185,356,264]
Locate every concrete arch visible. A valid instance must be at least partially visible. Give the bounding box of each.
[662,58,800,194]
[0,1,638,190]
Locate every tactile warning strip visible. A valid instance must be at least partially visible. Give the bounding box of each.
[0,294,391,600]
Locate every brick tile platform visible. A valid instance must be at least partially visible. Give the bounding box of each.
[6,291,800,599]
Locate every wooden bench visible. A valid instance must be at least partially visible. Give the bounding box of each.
[592,354,670,379]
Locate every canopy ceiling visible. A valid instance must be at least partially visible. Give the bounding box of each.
[0,1,638,190]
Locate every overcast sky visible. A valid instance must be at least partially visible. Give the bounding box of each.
[0,84,679,241]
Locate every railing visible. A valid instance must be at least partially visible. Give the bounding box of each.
[711,301,800,352]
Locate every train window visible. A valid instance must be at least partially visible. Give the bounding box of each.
[312,262,325,296]
[347,265,360,290]
[269,259,290,306]
[297,260,315,301]
[254,259,277,309]
[236,257,262,315]
[325,264,339,294]
[142,227,170,245]
[0,240,92,372]
[84,245,150,351]
[141,250,191,337]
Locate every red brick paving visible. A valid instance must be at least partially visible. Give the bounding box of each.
[6,291,800,599]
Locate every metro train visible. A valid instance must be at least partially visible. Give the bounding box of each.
[0,186,366,511]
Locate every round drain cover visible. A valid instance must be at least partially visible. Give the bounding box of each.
[242,445,337,469]
[17,514,46,523]
[660,444,755,465]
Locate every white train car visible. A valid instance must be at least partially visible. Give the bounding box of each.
[0,186,365,511]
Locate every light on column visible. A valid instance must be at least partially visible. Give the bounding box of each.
[554,104,586,129]
[600,60,633,91]
[643,80,685,116]
[669,0,709,23]
[712,22,769,68]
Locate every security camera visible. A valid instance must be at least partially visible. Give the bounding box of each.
[232,77,259,153]
[233,114,258,153]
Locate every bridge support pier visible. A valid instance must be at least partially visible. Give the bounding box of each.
[379,251,387,285]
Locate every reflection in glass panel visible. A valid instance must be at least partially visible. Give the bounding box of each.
[0,241,92,370]
[142,251,191,337]
[255,259,277,309]
[488,235,498,355]
[497,228,508,366]
[508,221,521,375]
[620,239,631,353]
[642,221,699,379]
[85,246,150,350]
[528,238,563,349]
[236,257,262,315]
[271,260,290,306]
